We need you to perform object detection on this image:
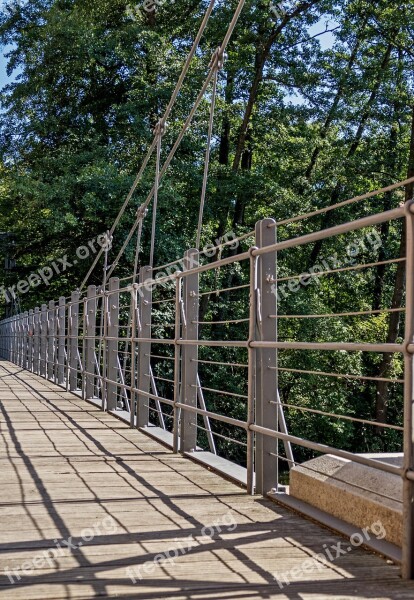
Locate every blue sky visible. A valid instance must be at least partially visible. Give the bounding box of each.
[0,50,9,87]
[0,44,20,87]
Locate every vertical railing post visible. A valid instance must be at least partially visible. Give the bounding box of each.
[246,249,257,495]
[137,266,152,428]
[69,291,80,391]
[57,297,66,385]
[5,319,8,360]
[16,314,20,365]
[23,311,29,370]
[106,278,119,411]
[173,273,182,452]
[255,218,279,495]
[11,316,16,364]
[180,249,199,454]
[14,315,18,364]
[33,308,40,374]
[130,285,138,428]
[14,315,17,364]
[14,314,18,365]
[48,300,55,380]
[17,313,21,367]
[11,317,14,362]
[40,304,47,377]
[28,309,34,371]
[17,313,22,367]
[3,319,6,360]
[21,313,25,367]
[2,319,5,359]
[85,285,97,400]
[5,318,8,360]
[8,318,11,361]
[16,315,21,366]
[403,202,414,579]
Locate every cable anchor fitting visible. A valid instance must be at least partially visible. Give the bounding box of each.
[209,47,226,70]
[153,119,166,138]
[136,203,149,220]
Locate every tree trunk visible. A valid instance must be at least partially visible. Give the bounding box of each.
[219,72,233,167]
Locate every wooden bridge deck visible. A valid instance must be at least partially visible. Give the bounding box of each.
[0,360,413,600]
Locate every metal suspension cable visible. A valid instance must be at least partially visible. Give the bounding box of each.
[150,122,164,268]
[79,0,217,291]
[106,0,247,279]
[196,51,220,250]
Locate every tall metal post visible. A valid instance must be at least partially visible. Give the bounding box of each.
[17,314,21,365]
[16,314,22,367]
[17,314,20,366]
[173,274,182,452]
[22,312,28,370]
[85,285,97,400]
[246,250,257,494]
[130,285,138,428]
[57,297,66,385]
[69,291,79,391]
[137,266,152,428]
[180,249,199,453]
[11,316,16,363]
[402,203,414,579]
[40,304,47,377]
[47,300,55,380]
[106,278,119,411]
[28,309,34,371]
[33,307,40,374]
[255,218,279,495]
[14,315,18,364]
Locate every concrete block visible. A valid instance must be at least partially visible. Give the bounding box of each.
[289,454,402,546]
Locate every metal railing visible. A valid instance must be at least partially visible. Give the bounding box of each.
[1,200,414,577]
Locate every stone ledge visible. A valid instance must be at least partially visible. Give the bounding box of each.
[289,454,402,546]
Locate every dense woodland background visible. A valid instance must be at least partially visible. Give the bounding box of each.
[0,0,413,463]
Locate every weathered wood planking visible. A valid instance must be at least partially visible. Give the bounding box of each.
[0,361,413,599]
